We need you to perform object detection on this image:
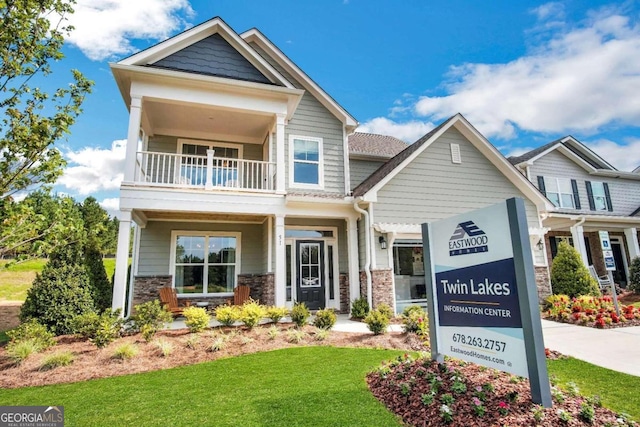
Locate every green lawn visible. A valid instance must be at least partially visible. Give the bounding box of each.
[548,357,640,420]
[0,347,404,427]
[0,258,117,302]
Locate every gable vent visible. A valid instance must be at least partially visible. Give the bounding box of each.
[450,143,462,164]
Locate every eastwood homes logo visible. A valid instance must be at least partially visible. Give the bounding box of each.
[449,220,488,256]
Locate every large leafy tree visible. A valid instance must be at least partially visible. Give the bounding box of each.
[0,0,93,199]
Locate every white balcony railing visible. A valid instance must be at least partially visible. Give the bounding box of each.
[134,151,276,192]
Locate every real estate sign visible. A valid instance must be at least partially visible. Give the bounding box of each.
[422,197,551,406]
[598,230,616,271]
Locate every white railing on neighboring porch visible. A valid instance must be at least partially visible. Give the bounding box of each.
[134,151,276,192]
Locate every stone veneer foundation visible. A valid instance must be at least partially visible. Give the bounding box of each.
[359,269,394,310]
[339,274,349,314]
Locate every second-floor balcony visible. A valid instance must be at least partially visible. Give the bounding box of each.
[133,151,276,193]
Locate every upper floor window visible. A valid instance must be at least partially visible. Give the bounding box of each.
[586,181,613,211]
[290,135,323,188]
[538,176,580,209]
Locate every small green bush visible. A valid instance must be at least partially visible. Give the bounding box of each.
[239,299,265,329]
[215,305,240,326]
[131,300,173,342]
[183,306,211,333]
[6,339,40,365]
[267,325,280,340]
[73,309,123,348]
[351,297,369,319]
[629,256,640,294]
[401,306,428,336]
[7,319,55,351]
[40,351,74,371]
[314,328,329,341]
[290,302,310,328]
[154,338,173,357]
[265,306,288,323]
[376,303,394,319]
[313,308,337,330]
[364,309,389,335]
[286,329,306,343]
[112,343,138,360]
[551,241,600,297]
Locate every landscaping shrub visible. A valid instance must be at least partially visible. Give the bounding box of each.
[131,300,173,342]
[351,297,369,319]
[286,329,306,343]
[265,306,288,323]
[629,256,640,294]
[154,338,173,357]
[182,306,211,333]
[551,241,600,298]
[313,308,337,330]
[290,302,310,328]
[376,303,394,319]
[84,244,112,311]
[6,339,40,365]
[112,343,138,360]
[73,309,123,348]
[20,244,95,335]
[239,299,265,329]
[401,305,429,335]
[215,305,240,326]
[364,309,389,335]
[6,319,55,351]
[39,351,74,371]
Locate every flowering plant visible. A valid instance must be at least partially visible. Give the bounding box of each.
[498,400,510,415]
[471,397,485,416]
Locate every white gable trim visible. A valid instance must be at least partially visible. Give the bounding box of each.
[517,136,615,173]
[363,114,553,211]
[241,29,358,130]
[118,17,294,89]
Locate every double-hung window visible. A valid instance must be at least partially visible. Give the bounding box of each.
[541,177,578,209]
[172,232,240,295]
[290,135,323,188]
[586,181,612,211]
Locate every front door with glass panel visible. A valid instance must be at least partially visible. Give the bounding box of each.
[296,241,325,310]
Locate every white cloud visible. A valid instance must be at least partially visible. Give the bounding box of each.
[584,138,640,172]
[64,0,194,61]
[99,197,122,219]
[530,2,565,21]
[58,139,126,195]
[411,7,640,139]
[357,117,435,142]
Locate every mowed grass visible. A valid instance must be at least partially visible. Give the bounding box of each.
[0,258,117,302]
[548,357,640,420]
[0,347,404,427]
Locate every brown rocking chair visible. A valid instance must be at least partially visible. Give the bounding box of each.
[227,285,251,306]
[159,287,191,317]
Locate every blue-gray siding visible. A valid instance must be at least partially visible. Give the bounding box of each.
[350,159,384,189]
[529,150,640,216]
[151,34,272,84]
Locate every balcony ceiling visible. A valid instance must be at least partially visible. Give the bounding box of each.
[143,100,274,144]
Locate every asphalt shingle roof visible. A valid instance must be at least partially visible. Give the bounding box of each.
[348,132,408,159]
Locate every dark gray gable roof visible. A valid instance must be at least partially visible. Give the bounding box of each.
[508,136,612,170]
[352,116,455,197]
[348,132,408,158]
[150,33,274,84]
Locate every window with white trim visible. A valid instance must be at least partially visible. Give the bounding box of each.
[544,177,575,209]
[172,232,239,295]
[290,135,323,188]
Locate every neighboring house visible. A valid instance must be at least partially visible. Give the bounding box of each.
[509,137,640,287]
[110,17,554,316]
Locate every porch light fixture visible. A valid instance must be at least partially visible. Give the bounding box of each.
[536,238,544,251]
[379,236,387,250]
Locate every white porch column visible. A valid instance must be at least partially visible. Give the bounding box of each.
[347,216,360,306]
[625,227,640,260]
[274,214,286,306]
[123,96,143,182]
[570,225,589,266]
[275,114,286,194]
[112,210,132,313]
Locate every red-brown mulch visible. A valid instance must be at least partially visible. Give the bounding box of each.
[367,355,628,427]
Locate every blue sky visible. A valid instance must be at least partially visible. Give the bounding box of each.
[42,0,640,216]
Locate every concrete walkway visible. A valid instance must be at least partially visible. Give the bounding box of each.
[540,319,640,377]
[171,315,640,376]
